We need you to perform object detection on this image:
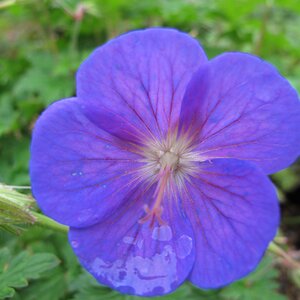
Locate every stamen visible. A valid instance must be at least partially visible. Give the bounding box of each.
[139,166,171,226]
[137,129,204,226]
[139,204,165,227]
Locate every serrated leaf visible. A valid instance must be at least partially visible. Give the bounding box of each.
[24,253,61,280]
[0,286,14,299]
[0,248,60,299]
[19,268,67,300]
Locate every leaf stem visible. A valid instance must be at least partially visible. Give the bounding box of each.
[268,241,300,269]
[0,0,16,9]
[70,19,81,54]
[31,211,69,234]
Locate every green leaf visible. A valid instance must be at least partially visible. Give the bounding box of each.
[0,286,14,299]
[0,248,60,299]
[272,168,300,193]
[18,268,67,300]
[70,271,221,300]
[0,137,31,186]
[220,255,286,300]
[13,52,75,106]
[0,94,19,136]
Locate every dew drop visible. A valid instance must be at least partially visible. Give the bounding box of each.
[176,235,193,259]
[137,239,144,249]
[123,236,136,245]
[71,240,79,248]
[78,209,93,223]
[152,225,172,241]
[72,171,83,176]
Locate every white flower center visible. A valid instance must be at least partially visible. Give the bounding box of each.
[159,150,179,169]
[137,132,203,226]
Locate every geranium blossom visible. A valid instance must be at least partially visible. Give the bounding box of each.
[30,28,300,296]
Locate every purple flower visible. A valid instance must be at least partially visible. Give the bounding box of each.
[30,28,300,296]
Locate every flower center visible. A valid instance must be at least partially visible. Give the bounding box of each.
[159,150,179,170]
[138,132,202,226]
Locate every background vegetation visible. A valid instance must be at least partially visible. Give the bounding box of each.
[0,0,300,299]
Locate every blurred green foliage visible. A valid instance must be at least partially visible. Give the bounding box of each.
[0,247,60,298]
[0,0,300,299]
[0,223,288,300]
[1,0,300,184]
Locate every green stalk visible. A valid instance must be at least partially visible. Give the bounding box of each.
[268,241,300,268]
[0,0,16,9]
[70,19,82,54]
[0,184,68,234]
[31,211,68,234]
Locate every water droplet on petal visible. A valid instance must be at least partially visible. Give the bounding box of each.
[78,209,93,223]
[123,236,136,245]
[152,225,172,241]
[176,235,193,259]
[72,171,83,176]
[71,240,79,248]
[136,239,144,249]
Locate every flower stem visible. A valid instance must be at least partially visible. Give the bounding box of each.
[268,241,300,269]
[70,19,81,54]
[0,183,68,234]
[31,211,69,234]
[0,0,16,9]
